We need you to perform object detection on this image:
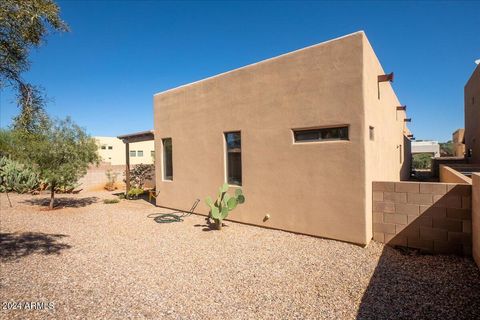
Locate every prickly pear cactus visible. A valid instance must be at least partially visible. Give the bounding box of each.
[204,183,245,230]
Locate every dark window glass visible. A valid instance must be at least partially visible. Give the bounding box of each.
[108,146,113,150]
[369,126,375,141]
[225,132,242,186]
[162,138,173,180]
[293,126,349,142]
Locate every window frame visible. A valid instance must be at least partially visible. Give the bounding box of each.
[224,131,242,186]
[137,150,144,157]
[129,150,136,157]
[162,138,173,181]
[292,125,350,143]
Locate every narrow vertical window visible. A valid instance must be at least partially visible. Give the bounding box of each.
[369,126,375,141]
[162,138,173,180]
[225,132,242,186]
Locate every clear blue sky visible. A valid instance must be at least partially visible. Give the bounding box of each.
[1,1,479,141]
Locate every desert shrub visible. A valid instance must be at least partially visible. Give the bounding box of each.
[126,164,154,189]
[412,153,432,170]
[105,169,119,191]
[127,187,144,199]
[103,198,120,204]
[439,141,454,156]
[0,156,40,193]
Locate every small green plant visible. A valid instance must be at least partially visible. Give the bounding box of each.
[103,198,120,204]
[205,183,245,230]
[127,187,144,199]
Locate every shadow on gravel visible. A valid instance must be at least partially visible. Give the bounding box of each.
[0,232,71,261]
[356,246,480,319]
[21,196,99,208]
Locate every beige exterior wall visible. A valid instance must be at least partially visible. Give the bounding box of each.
[362,35,411,242]
[465,65,480,163]
[439,165,472,184]
[94,136,155,165]
[452,128,465,157]
[153,31,409,245]
[473,174,480,268]
[373,181,472,255]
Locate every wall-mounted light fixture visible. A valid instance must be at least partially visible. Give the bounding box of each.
[378,72,394,83]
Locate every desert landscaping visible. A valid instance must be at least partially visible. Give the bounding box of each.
[1,192,479,319]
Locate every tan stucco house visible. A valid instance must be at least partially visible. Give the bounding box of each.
[465,63,480,163]
[153,31,411,245]
[94,136,155,165]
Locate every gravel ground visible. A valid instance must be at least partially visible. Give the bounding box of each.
[1,192,479,319]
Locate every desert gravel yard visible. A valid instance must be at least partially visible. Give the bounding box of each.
[1,192,480,319]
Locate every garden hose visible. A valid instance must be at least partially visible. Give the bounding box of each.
[147,199,200,223]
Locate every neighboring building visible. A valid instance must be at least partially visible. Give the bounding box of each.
[153,31,411,245]
[94,136,155,165]
[411,140,441,157]
[465,63,480,163]
[452,128,465,157]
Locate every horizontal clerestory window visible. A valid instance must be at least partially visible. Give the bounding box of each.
[293,126,349,143]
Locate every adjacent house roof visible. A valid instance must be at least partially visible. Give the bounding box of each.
[117,130,154,143]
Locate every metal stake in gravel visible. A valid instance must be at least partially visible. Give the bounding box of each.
[147,199,199,223]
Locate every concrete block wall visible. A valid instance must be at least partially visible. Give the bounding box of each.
[473,174,480,268]
[78,163,156,191]
[78,164,126,191]
[373,181,472,255]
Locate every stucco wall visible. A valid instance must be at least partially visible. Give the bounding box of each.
[439,165,472,184]
[153,32,406,245]
[453,129,465,157]
[473,174,480,268]
[362,35,411,242]
[373,181,472,255]
[465,65,480,163]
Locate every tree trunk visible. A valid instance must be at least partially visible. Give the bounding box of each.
[215,219,222,230]
[49,186,55,209]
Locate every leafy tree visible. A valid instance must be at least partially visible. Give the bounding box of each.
[17,118,100,209]
[412,153,432,170]
[0,0,68,133]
